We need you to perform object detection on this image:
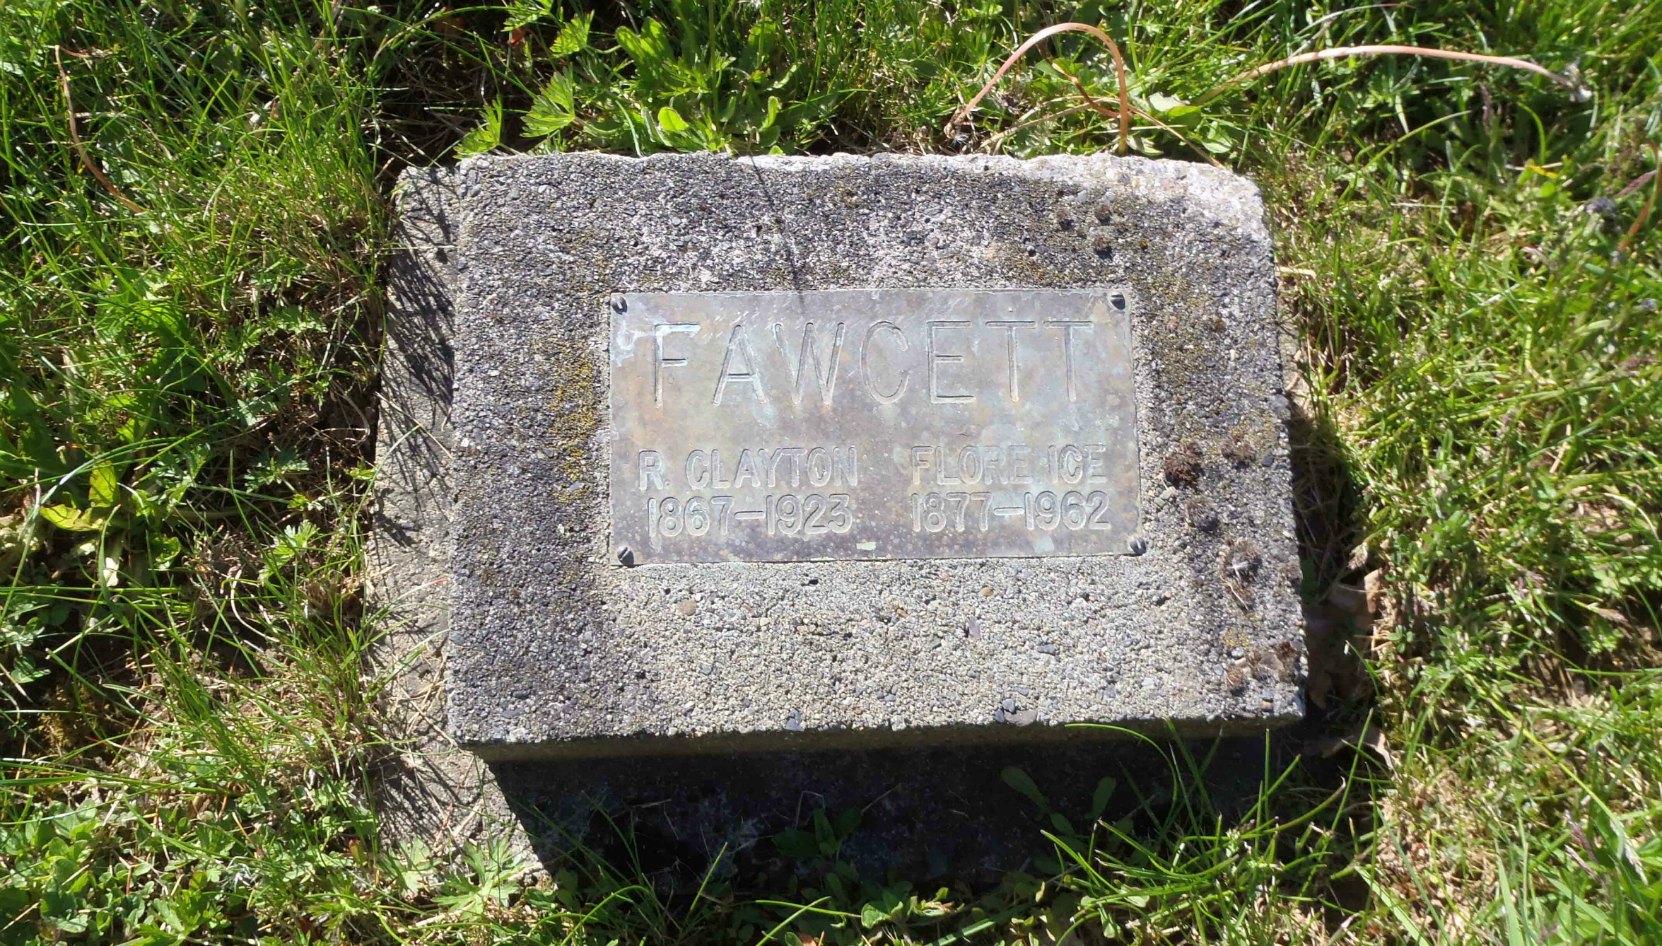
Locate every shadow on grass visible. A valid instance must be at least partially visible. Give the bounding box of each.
[489,736,1263,889]
[450,717,1377,946]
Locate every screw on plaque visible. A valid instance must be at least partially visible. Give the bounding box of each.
[1127,535,1149,556]
[616,546,635,566]
[609,293,627,312]
[1109,291,1127,311]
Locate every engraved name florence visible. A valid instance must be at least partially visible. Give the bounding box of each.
[608,290,1141,564]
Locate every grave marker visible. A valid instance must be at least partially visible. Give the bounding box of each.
[382,152,1305,759]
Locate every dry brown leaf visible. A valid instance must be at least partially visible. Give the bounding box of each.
[1327,582,1369,623]
[1305,721,1394,771]
[1362,568,1388,616]
[1307,664,1333,710]
[1304,604,1372,706]
[1360,723,1395,771]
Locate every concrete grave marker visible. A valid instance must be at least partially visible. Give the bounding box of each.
[381,152,1305,759]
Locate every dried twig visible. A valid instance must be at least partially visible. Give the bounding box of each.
[983,98,1225,168]
[981,101,1099,149]
[1617,143,1660,257]
[946,22,1130,155]
[1199,44,1591,106]
[1616,168,1657,200]
[54,45,146,215]
[1042,53,1116,125]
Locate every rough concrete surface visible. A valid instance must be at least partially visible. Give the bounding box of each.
[366,167,522,855]
[422,152,1304,759]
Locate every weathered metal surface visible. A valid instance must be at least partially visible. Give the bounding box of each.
[608,289,1140,564]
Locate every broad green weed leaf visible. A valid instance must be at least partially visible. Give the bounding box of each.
[502,0,552,32]
[1090,776,1117,820]
[657,105,690,134]
[150,534,182,569]
[525,73,576,138]
[832,806,861,839]
[88,461,119,507]
[117,415,147,445]
[244,448,308,489]
[1147,92,1186,112]
[747,19,779,57]
[772,828,818,860]
[3,653,47,688]
[860,902,887,928]
[39,504,106,532]
[95,266,185,340]
[1000,766,1049,813]
[615,21,671,66]
[457,100,503,157]
[550,12,590,57]
[811,809,835,852]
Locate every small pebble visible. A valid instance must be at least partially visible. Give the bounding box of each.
[1089,228,1114,258]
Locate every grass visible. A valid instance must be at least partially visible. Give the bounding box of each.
[1,0,1658,942]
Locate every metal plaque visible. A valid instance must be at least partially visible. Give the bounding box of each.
[608,290,1140,564]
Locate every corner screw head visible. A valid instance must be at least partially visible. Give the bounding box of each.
[609,293,627,312]
[1127,536,1149,556]
[1110,291,1127,310]
[616,546,634,566]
